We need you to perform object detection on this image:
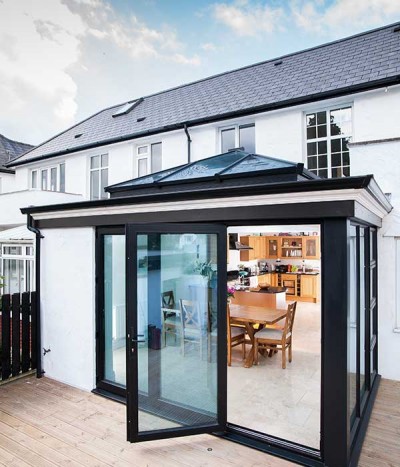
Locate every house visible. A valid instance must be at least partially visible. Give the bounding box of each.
[0,132,85,295]
[0,134,35,295]
[5,21,400,466]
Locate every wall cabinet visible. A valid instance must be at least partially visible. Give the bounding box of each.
[240,236,267,261]
[303,236,320,259]
[240,235,320,261]
[266,237,280,259]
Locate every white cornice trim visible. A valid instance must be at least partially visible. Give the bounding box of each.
[31,188,388,221]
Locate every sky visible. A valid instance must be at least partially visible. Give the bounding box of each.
[1,0,400,145]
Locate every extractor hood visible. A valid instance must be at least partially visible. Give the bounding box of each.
[228,233,253,250]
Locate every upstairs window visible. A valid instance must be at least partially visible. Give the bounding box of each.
[220,123,255,153]
[90,154,109,200]
[31,163,66,192]
[306,107,352,178]
[136,143,162,177]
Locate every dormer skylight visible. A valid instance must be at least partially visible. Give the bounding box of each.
[112,97,144,117]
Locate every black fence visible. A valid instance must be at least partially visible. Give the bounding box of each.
[0,292,37,382]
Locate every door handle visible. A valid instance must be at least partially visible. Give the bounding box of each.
[131,334,145,343]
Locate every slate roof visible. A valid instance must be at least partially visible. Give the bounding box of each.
[107,149,318,197]
[0,134,33,170]
[9,22,400,168]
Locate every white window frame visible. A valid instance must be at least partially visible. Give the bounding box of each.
[30,163,65,192]
[89,153,109,200]
[304,104,353,178]
[136,145,150,177]
[0,244,35,294]
[135,143,162,177]
[219,122,255,153]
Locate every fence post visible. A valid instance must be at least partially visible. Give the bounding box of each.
[1,294,11,380]
[21,292,30,373]
[11,293,21,377]
[31,291,37,371]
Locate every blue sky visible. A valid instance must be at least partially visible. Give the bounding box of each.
[0,0,399,143]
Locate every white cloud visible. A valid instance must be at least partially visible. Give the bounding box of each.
[200,42,217,51]
[292,0,400,34]
[212,1,285,37]
[0,0,200,143]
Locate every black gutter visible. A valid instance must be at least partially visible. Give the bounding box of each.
[0,167,15,174]
[7,75,400,168]
[20,174,391,215]
[27,214,44,379]
[183,124,192,163]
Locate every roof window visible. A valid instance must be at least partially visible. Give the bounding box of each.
[112,97,144,117]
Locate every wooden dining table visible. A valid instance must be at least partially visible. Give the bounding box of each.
[229,304,288,368]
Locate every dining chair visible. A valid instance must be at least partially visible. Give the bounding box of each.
[179,299,204,358]
[253,302,297,369]
[227,304,247,366]
[161,291,181,345]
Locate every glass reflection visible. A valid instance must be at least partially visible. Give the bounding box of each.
[104,235,126,386]
[137,232,219,432]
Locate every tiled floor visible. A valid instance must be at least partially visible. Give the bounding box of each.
[110,301,321,449]
[227,301,321,449]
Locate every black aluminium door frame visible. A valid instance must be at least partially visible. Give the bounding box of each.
[125,222,228,443]
[95,225,126,398]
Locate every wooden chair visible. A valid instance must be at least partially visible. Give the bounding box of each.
[161,291,181,345]
[227,304,246,366]
[179,299,204,358]
[254,302,297,369]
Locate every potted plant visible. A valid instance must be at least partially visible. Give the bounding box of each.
[227,285,235,304]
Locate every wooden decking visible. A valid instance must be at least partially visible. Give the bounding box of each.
[0,376,398,466]
[358,378,400,467]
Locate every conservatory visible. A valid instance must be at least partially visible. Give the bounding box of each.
[22,150,391,467]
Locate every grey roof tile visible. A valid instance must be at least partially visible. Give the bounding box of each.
[0,134,34,169]
[10,22,400,166]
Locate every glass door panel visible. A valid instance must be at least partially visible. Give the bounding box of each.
[126,224,226,442]
[104,234,126,386]
[96,228,126,396]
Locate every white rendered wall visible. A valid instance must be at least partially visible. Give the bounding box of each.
[40,227,96,391]
[0,172,15,193]
[0,190,83,229]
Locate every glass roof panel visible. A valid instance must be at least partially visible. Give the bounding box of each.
[222,154,295,174]
[164,150,247,182]
[110,165,184,188]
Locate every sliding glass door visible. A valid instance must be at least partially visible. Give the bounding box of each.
[126,224,227,442]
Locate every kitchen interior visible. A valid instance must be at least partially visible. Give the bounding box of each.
[227,224,321,449]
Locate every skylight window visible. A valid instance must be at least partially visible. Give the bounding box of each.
[112,97,144,117]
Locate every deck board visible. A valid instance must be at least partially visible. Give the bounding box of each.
[0,376,398,466]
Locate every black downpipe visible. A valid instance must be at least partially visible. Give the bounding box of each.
[184,124,192,163]
[27,214,44,378]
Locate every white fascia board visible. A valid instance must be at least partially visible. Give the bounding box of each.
[31,188,388,221]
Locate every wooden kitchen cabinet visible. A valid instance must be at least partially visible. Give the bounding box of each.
[303,236,320,259]
[258,273,271,286]
[265,237,280,259]
[300,274,320,302]
[281,274,297,296]
[240,236,267,260]
[239,236,256,261]
[270,274,278,287]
